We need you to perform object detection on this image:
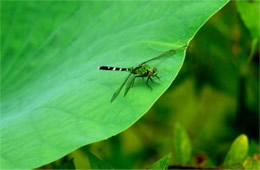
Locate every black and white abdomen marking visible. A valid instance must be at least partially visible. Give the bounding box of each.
[99,66,129,71]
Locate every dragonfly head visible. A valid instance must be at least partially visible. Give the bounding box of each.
[149,67,158,76]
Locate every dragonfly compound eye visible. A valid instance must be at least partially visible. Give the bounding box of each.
[152,68,157,73]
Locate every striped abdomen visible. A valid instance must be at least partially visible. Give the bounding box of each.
[99,66,130,71]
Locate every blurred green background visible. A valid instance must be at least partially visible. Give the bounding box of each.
[42,1,259,169]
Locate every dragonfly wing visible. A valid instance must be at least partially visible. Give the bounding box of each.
[111,73,132,103]
[141,49,176,64]
[124,76,136,97]
[141,45,187,64]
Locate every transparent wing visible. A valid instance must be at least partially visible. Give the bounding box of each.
[141,45,188,65]
[111,73,132,103]
[124,76,136,97]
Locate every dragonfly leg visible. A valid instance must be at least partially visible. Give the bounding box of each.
[132,75,146,87]
[155,74,160,80]
[146,76,153,91]
[150,76,154,82]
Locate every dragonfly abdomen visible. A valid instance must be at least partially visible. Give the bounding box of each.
[99,66,130,71]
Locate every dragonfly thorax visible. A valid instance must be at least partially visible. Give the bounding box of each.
[131,64,158,77]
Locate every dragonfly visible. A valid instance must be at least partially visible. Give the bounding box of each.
[99,45,187,103]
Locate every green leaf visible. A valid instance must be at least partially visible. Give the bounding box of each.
[173,123,191,165]
[236,0,259,63]
[222,134,249,168]
[236,0,260,39]
[0,1,229,168]
[87,152,113,169]
[149,153,172,170]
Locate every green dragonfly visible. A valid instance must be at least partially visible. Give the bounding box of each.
[99,46,187,102]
